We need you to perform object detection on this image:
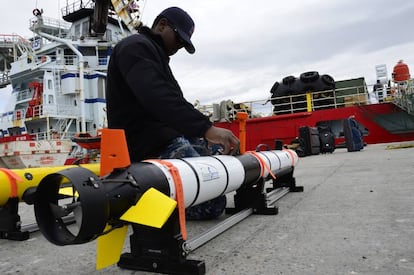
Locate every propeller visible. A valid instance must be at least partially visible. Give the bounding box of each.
[34,129,179,270]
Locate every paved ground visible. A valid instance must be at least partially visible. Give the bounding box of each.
[1,142,414,274]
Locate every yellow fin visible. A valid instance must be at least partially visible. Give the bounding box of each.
[96,224,128,270]
[58,187,78,197]
[120,187,177,228]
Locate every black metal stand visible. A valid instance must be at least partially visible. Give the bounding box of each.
[0,197,30,241]
[117,169,302,274]
[118,210,206,275]
[272,168,304,193]
[227,177,279,215]
[227,168,303,215]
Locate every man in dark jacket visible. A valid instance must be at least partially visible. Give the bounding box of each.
[106,7,239,219]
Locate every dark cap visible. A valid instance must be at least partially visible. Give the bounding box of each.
[159,7,195,54]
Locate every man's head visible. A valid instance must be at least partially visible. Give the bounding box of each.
[152,7,195,56]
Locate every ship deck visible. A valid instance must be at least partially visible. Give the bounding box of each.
[1,142,414,274]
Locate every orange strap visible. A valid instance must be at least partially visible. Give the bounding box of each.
[0,168,23,198]
[148,160,187,240]
[283,148,296,167]
[246,151,276,180]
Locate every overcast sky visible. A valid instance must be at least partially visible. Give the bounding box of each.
[1,0,414,113]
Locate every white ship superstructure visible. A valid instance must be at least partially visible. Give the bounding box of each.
[0,0,142,168]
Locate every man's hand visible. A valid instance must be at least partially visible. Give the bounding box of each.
[204,126,240,155]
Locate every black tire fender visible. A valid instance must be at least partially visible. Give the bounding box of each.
[300,71,319,83]
[282,75,296,85]
[321,74,335,87]
[270,81,280,95]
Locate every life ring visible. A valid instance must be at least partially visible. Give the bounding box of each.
[33,8,42,16]
[300,71,319,83]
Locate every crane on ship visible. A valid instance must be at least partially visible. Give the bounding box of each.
[31,0,144,39]
[91,0,144,36]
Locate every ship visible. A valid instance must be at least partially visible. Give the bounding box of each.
[0,0,143,168]
[0,0,413,169]
[206,62,414,152]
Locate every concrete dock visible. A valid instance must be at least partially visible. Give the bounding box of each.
[1,142,414,274]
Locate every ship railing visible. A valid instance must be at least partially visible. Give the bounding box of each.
[28,53,75,66]
[391,79,414,115]
[2,104,80,123]
[269,85,371,115]
[0,71,10,88]
[62,0,95,17]
[30,131,50,141]
[29,15,71,38]
[33,52,110,67]
[200,85,375,122]
[40,104,80,118]
[30,105,43,118]
[0,128,82,143]
[56,105,80,117]
[68,54,110,67]
[27,130,78,141]
[35,16,71,32]
[10,106,42,121]
[0,34,17,47]
[0,34,31,49]
[0,34,32,80]
[9,104,80,121]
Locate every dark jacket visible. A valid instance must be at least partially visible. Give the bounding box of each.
[106,27,212,162]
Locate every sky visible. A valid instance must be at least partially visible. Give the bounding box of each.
[1,0,414,113]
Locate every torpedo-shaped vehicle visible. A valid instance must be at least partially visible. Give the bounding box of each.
[2,128,302,274]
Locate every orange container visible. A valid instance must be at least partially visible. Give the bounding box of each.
[392,60,410,81]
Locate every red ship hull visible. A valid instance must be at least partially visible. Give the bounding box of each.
[215,102,414,151]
